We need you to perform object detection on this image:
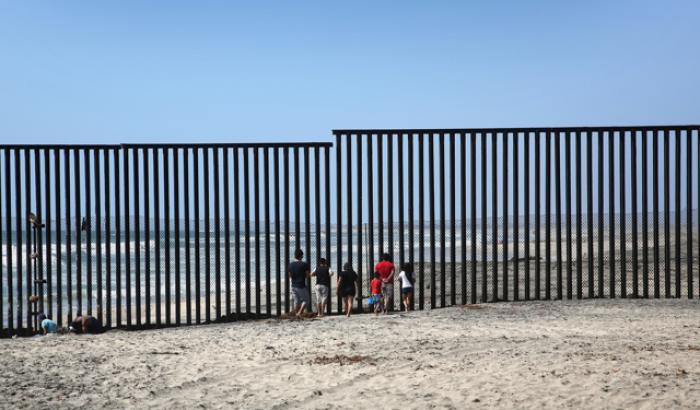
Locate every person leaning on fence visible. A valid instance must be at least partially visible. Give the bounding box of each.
[288,248,311,317]
[337,263,358,317]
[375,253,395,313]
[369,271,384,314]
[311,257,333,317]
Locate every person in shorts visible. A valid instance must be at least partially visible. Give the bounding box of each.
[374,253,395,313]
[398,263,414,311]
[337,263,358,317]
[370,271,384,314]
[311,258,333,317]
[288,248,311,317]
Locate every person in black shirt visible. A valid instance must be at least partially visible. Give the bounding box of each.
[288,248,310,317]
[337,262,358,317]
[311,258,333,317]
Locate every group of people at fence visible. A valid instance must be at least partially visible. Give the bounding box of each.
[287,248,415,318]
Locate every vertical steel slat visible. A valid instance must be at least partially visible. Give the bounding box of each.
[25,149,31,329]
[535,131,541,299]
[545,131,551,300]
[674,130,681,298]
[104,150,111,327]
[224,149,231,317]
[284,147,291,313]
[367,135,374,302]
[460,133,467,304]
[642,131,649,297]
[450,133,457,304]
[429,134,436,307]
[687,129,693,298]
[442,133,447,306]
[113,149,120,326]
[492,132,498,301]
[44,150,52,320]
[481,133,487,302]
[341,139,349,310]
[555,131,562,299]
[213,148,221,320]
[620,131,627,298]
[294,147,301,310]
[131,148,139,325]
[94,149,102,323]
[470,132,477,304]
[388,134,394,305]
[664,130,671,298]
[202,148,210,321]
[183,149,191,323]
[84,149,92,317]
[55,149,62,326]
[654,130,660,298]
[34,149,43,318]
[254,148,261,316]
[233,148,241,316]
[524,132,531,300]
[566,132,573,299]
[0,152,3,330]
[503,132,508,301]
[514,132,520,301]
[143,149,151,325]
[587,132,594,298]
[315,146,322,312]
[418,134,426,309]
[609,131,616,298]
[265,148,272,316]
[356,138,363,310]
[123,148,131,326]
[154,149,162,324]
[164,149,172,324]
[335,136,342,314]
[194,149,201,321]
[576,131,583,299]
[3,149,9,331]
[378,134,384,263]
[598,131,605,297]
[274,148,281,316]
[244,148,251,314]
[398,134,405,306]
[174,149,182,324]
[14,149,22,330]
[324,146,331,315]
[632,131,639,297]
[73,148,81,320]
[409,134,417,305]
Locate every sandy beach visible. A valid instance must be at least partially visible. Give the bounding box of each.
[1,299,699,409]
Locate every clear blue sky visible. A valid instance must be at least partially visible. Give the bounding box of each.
[1,1,699,145]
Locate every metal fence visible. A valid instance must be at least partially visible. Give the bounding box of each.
[1,125,699,336]
[0,143,333,336]
[334,126,700,309]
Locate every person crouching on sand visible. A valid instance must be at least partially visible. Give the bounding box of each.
[370,271,384,314]
[69,314,103,334]
[311,258,333,317]
[288,248,311,317]
[337,263,358,317]
[38,313,57,335]
[398,263,414,311]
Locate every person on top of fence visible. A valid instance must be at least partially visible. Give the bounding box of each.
[375,252,395,313]
[288,248,311,317]
[337,262,358,317]
[311,257,333,317]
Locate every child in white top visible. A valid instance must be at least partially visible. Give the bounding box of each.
[398,263,414,311]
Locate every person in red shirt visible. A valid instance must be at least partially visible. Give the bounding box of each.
[374,253,395,313]
[370,272,383,314]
